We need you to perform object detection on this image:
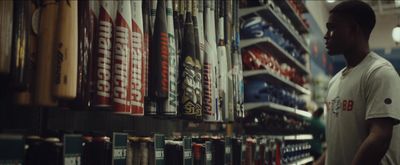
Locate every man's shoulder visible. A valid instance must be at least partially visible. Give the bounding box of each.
[361,52,396,78]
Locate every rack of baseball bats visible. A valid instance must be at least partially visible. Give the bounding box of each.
[0,0,245,122]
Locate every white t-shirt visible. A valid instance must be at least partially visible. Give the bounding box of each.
[325,52,400,165]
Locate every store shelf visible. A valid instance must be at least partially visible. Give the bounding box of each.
[240,37,309,74]
[273,0,308,34]
[239,5,309,53]
[243,70,311,95]
[244,102,311,119]
[288,156,314,165]
[259,134,313,141]
[0,107,228,136]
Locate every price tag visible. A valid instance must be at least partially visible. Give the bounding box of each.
[183,137,192,165]
[154,134,165,165]
[64,134,82,165]
[0,135,24,165]
[112,133,127,165]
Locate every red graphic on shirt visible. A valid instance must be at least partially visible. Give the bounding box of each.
[342,100,354,111]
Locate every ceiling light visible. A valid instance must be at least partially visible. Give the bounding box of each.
[393,26,400,44]
[326,0,336,3]
[395,0,400,7]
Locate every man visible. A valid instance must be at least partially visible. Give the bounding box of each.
[314,1,400,165]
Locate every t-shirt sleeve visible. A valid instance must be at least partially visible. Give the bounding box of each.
[365,64,400,123]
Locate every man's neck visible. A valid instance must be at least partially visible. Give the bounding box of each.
[343,44,370,68]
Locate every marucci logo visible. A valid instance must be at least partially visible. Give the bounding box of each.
[131,31,144,108]
[97,19,113,98]
[113,25,130,105]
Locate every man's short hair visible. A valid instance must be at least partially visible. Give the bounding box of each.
[330,0,376,39]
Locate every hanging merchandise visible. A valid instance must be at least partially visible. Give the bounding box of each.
[53,0,78,100]
[131,0,145,116]
[173,1,182,58]
[165,0,178,116]
[233,0,244,119]
[149,0,169,116]
[0,0,13,74]
[197,0,205,65]
[74,0,97,108]
[203,0,219,122]
[113,1,132,114]
[34,0,59,106]
[12,0,38,106]
[192,0,201,78]
[224,0,235,122]
[150,0,157,35]
[217,0,229,121]
[143,0,155,115]
[94,0,115,108]
[180,0,202,120]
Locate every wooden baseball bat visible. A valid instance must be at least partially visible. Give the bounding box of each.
[14,0,40,105]
[0,0,13,74]
[34,0,59,106]
[53,0,78,99]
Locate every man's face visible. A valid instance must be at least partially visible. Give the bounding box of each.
[324,13,355,56]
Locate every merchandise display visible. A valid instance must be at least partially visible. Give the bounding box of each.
[0,0,323,164]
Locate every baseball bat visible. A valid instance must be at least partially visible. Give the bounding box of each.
[143,0,150,97]
[113,0,132,114]
[149,0,169,114]
[203,0,218,122]
[217,0,229,121]
[225,0,235,121]
[180,0,202,120]
[192,0,201,69]
[150,0,157,35]
[12,0,38,105]
[73,0,97,108]
[143,0,157,115]
[0,0,13,74]
[211,1,221,121]
[34,0,58,106]
[233,0,244,118]
[131,0,145,116]
[53,0,78,99]
[197,0,205,65]
[11,0,29,89]
[173,0,182,58]
[165,0,178,116]
[94,0,115,107]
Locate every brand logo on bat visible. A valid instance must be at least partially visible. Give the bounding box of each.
[97,12,113,98]
[160,32,169,94]
[113,20,130,105]
[131,30,144,108]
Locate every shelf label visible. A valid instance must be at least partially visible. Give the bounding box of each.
[64,134,82,165]
[225,137,232,164]
[112,133,128,165]
[183,137,192,165]
[154,134,165,165]
[0,135,24,165]
[205,141,212,165]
